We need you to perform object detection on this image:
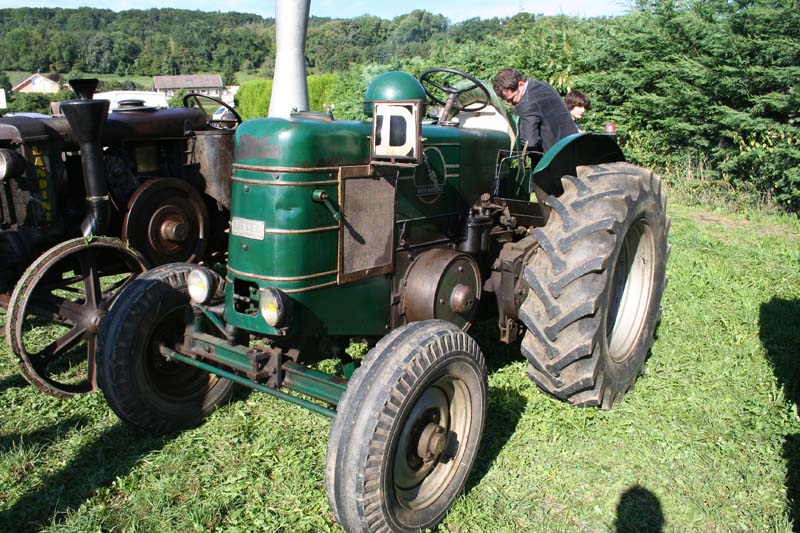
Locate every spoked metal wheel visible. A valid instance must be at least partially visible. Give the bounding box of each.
[326,320,487,532]
[5,237,147,397]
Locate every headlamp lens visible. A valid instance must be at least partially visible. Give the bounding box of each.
[187,268,214,304]
[259,288,288,327]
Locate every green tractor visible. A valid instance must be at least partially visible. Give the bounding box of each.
[96,5,668,532]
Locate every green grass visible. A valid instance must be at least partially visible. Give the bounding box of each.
[5,71,155,89]
[5,71,256,89]
[1,198,799,532]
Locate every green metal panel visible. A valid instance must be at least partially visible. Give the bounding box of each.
[395,125,507,219]
[531,132,626,195]
[225,115,510,339]
[227,116,389,337]
[235,115,372,167]
[224,274,390,337]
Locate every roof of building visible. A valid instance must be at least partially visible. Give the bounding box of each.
[152,74,223,90]
[11,73,61,93]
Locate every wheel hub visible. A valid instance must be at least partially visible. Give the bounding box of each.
[148,206,189,255]
[417,423,448,461]
[396,387,451,490]
[607,218,656,363]
[83,309,106,334]
[159,217,189,242]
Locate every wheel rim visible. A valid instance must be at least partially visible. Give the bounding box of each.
[140,304,216,406]
[8,240,146,396]
[606,218,657,363]
[393,371,473,511]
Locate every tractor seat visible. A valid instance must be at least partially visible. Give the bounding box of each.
[449,82,517,151]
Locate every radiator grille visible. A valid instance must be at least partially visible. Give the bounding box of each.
[338,165,397,284]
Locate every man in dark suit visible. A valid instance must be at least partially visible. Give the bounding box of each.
[493,68,578,153]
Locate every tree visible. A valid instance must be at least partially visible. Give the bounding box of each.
[307,73,337,111]
[0,72,11,93]
[168,89,189,109]
[581,0,800,208]
[222,59,238,87]
[46,32,81,73]
[1,28,47,70]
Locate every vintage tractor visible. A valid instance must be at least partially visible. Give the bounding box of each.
[0,79,238,397]
[96,2,669,531]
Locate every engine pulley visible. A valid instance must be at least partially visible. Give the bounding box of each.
[402,248,482,330]
[122,178,209,266]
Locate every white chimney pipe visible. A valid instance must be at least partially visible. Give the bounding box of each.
[268,0,311,118]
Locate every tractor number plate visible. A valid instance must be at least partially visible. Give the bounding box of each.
[231,217,265,240]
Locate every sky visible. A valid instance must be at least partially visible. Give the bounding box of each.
[0,0,631,22]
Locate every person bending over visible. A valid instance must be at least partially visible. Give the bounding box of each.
[493,68,578,153]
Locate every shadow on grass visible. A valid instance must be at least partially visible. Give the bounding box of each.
[759,297,800,531]
[469,318,524,374]
[461,319,529,493]
[0,422,170,532]
[465,385,527,493]
[0,372,27,393]
[0,415,89,453]
[614,485,664,532]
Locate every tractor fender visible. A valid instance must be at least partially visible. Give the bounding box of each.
[530,132,625,196]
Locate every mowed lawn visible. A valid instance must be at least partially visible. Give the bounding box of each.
[1,199,799,532]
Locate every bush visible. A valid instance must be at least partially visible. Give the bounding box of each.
[307,73,336,112]
[6,92,57,114]
[235,78,272,120]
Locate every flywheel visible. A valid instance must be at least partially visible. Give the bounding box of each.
[122,178,209,266]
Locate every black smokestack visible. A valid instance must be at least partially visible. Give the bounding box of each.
[69,78,99,100]
[61,98,110,236]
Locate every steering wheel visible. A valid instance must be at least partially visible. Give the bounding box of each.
[419,68,491,122]
[182,93,241,130]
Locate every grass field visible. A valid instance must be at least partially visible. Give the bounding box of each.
[1,197,799,532]
[5,71,156,89]
[5,71,255,89]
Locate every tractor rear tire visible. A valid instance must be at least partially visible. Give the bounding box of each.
[520,162,669,408]
[97,263,233,434]
[326,320,487,532]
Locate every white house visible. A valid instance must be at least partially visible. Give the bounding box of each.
[152,75,224,98]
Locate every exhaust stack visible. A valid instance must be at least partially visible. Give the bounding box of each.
[61,93,111,237]
[69,78,99,100]
[268,0,311,118]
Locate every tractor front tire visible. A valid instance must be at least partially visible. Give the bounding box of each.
[97,263,234,434]
[326,320,487,532]
[520,162,669,408]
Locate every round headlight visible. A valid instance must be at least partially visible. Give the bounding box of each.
[259,288,290,327]
[0,149,25,182]
[187,268,215,304]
